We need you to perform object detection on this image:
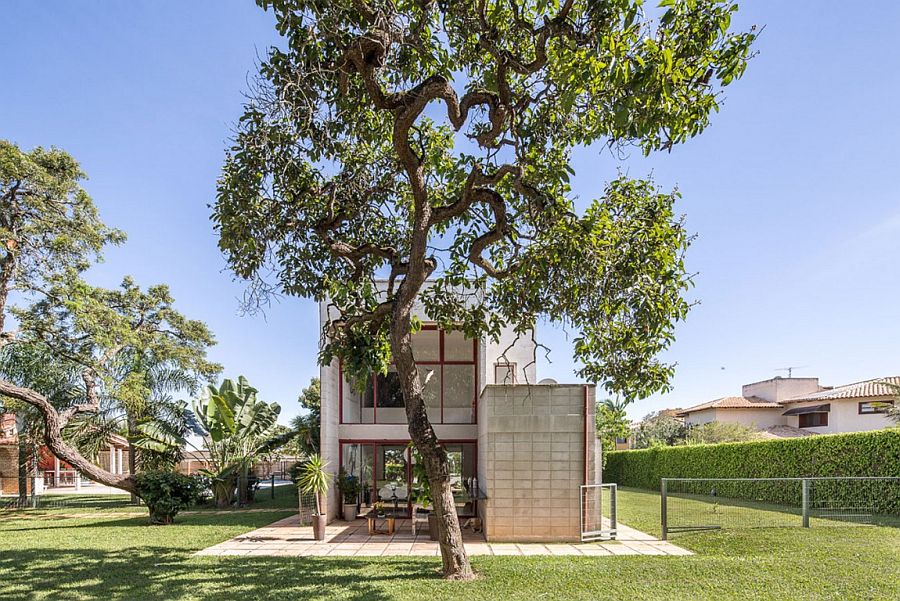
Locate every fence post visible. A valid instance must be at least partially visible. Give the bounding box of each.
[801,478,810,528]
[609,484,618,540]
[661,478,668,541]
[271,474,276,499]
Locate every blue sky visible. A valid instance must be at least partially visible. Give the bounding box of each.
[3,1,899,422]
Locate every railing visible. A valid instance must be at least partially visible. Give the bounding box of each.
[661,477,900,540]
[580,483,617,541]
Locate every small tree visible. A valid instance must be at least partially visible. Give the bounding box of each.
[681,420,759,445]
[215,0,756,579]
[596,398,631,458]
[289,377,320,455]
[633,411,688,448]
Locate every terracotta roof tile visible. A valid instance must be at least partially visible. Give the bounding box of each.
[676,396,782,416]
[783,376,900,403]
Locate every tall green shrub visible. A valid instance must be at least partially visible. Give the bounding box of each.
[606,429,900,489]
[606,430,900,511]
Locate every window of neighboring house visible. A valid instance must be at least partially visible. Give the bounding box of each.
[859,400,894,414]
[494,362,517,385]
[799,412,828,428]
[341,327,477,424]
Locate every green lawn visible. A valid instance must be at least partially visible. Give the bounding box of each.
[1,487,898,600]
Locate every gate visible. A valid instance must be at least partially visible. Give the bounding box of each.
[580,483,617,541]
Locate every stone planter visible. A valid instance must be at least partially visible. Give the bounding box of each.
[343,503,358,521]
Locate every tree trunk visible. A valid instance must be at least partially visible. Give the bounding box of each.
[127,414,139,503]
[0,379,139,496]
[391,302,474,580]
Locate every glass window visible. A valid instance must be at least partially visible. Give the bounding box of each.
[443,364,475,423]
[799,412,828,428]
[859,401,892,414]
[340,327,478,424]
[411,328,440,362]
[417,364,442,422]
[494,363,516,384]
[376,369,404,408]
[342,375,374,423]
[444,330,474,362]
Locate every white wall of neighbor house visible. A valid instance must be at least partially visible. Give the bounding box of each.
[682,408,717,426]
[783,398,896,434]
[742,377,821,402]
[711,408,784,429]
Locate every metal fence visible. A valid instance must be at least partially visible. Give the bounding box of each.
[580,483,617,541]
[661,477,900,540]
[297,491,318,526]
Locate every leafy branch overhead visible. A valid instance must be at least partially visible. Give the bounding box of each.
[215,0,756,400]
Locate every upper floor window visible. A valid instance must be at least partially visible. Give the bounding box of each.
[341,327,477,424]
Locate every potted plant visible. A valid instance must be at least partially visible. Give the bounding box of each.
[298,454,330,541]
[337,468,360,521]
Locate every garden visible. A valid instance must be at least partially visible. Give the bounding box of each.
[1,486,898,600]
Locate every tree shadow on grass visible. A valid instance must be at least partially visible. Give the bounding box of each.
[0,547,437,601]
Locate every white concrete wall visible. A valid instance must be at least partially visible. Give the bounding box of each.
[712,408,785,429]
[783,398,895,434]
[742,377,821,402]
[683,408,717,426]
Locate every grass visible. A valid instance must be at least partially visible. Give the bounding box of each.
[1,487,898,600]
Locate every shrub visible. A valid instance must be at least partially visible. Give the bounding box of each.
[134,471,206,525]
[682,421,760,445]
[605,429,900,510]
[606,429,900,487]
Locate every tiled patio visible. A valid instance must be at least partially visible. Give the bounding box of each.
[195,515,692,557]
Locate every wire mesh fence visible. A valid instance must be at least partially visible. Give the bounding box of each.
[580,483,617,541]
[297,491,318,526]
[0,476,137,511]
[661,477,900,539]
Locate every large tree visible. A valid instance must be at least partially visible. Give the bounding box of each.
[0,141,217,500]
[215,0,756,578]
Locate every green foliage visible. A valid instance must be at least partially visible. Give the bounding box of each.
[0,140,124,308]
[632,411,688,448]
[297,453,329,514]
[336,466,360,504]
[595,398,630,460]
[288,377,320,455]
[132,471,206,525]
[214,0,757,402]
[682,421,760,445]
[605,429,900,509]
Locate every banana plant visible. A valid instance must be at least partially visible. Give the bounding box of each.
[133,375,284,507]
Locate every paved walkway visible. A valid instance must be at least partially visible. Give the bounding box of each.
[195,515,692,557]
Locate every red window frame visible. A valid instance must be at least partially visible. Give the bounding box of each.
[339,325,479,424]
[338,438,478,518]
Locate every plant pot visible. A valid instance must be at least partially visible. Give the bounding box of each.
[427,513,439,541]
[343,503,358,521]
[312,514,327,541]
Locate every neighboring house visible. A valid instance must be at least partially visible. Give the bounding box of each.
[319,297,599,542]
[677,376,899,436]
[0,412,130,495]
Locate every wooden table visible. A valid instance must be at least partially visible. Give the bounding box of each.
[366,512,396,535]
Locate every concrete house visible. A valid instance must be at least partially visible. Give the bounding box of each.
[677,376,898,436]
[319,297,599,542]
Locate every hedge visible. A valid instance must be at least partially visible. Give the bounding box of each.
[605,429,900,509]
